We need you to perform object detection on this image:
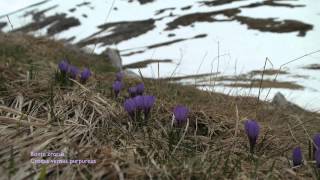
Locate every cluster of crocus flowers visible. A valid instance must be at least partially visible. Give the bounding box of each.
[290,133,320,168]
[124,95,155,120]
[124,98,136,119]
[58,60,69,74]
[136,83,144,95]
[244,119,260,153]
[112,71,125,97]
[112,81,123,97]
[57,60,91,84]
[173,105,189,127]
[292,147,303,167]
[80,68,92,83]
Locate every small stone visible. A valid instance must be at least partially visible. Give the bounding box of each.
[103,48,123,71]
[272,92,290,107]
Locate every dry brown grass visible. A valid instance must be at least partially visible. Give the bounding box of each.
[0,33,320,179]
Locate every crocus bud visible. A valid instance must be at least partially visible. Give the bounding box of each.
[244,120,260,153]
[80,68,91,83]
[112,81,123,97]
[173,105,189,126]
[292,147,303,167]
[136,83,144,95]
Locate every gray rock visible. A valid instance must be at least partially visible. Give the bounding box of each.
[124,70,140,78]
[102,48,140,79]
[103,48,123,71]
[272,92,291,107]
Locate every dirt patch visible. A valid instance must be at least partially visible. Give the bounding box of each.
[120,34,207,57]
[76,2,91,7]
[13,13,80,36]
[47,16,80,36]
[77,19,155,47]
[121,50,146,57]
[123,59,173,69]
[148,38,187,49]
[235,16,313,36]
[290,74,309,79]
[200,0,243,6]
[241,0,305,8]
[159,72,220,81]
[128,0,155,4]
[222,80,304,90]
[31,5,58,21]
[171,72,303,90]
[181,5,192,10]
[193,34,208,38]
[69,8,76,12]
[155,7,176,15]
[0,0,50,19]
[0,22,7,30]
[165,7,312,36]
[165,8,240,30]
[119,38,188,56]
[302,64,320,70]
[249,69,288,76]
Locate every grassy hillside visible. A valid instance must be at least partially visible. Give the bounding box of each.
[0,33,319,179]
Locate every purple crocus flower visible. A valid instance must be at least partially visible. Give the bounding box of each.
[313,133,320,149]
[173,105,189,126]
[133,95,144,110]
[112,81,123,97]
[142,95,155,118]
[68,65,79,79]
[116,71,124,81]
[292,147,303,167]
[244,120,260,153]
[136,83,145,95]
[128,86,138,98]
[58,60,69,73]
[80,68,91,83]
[124,98,136,120]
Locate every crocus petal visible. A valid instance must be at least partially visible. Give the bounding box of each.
[292,147,303,167]
[58,60,69,73]
[124,98,136,119]
[133,96,144,110]
[143,95,155,115]
[136,83,145,95]
[112,81,123,96]
[244,120,260,153]
[314,133,320,149]
[173,105,189,125]
[80,68,91,82]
